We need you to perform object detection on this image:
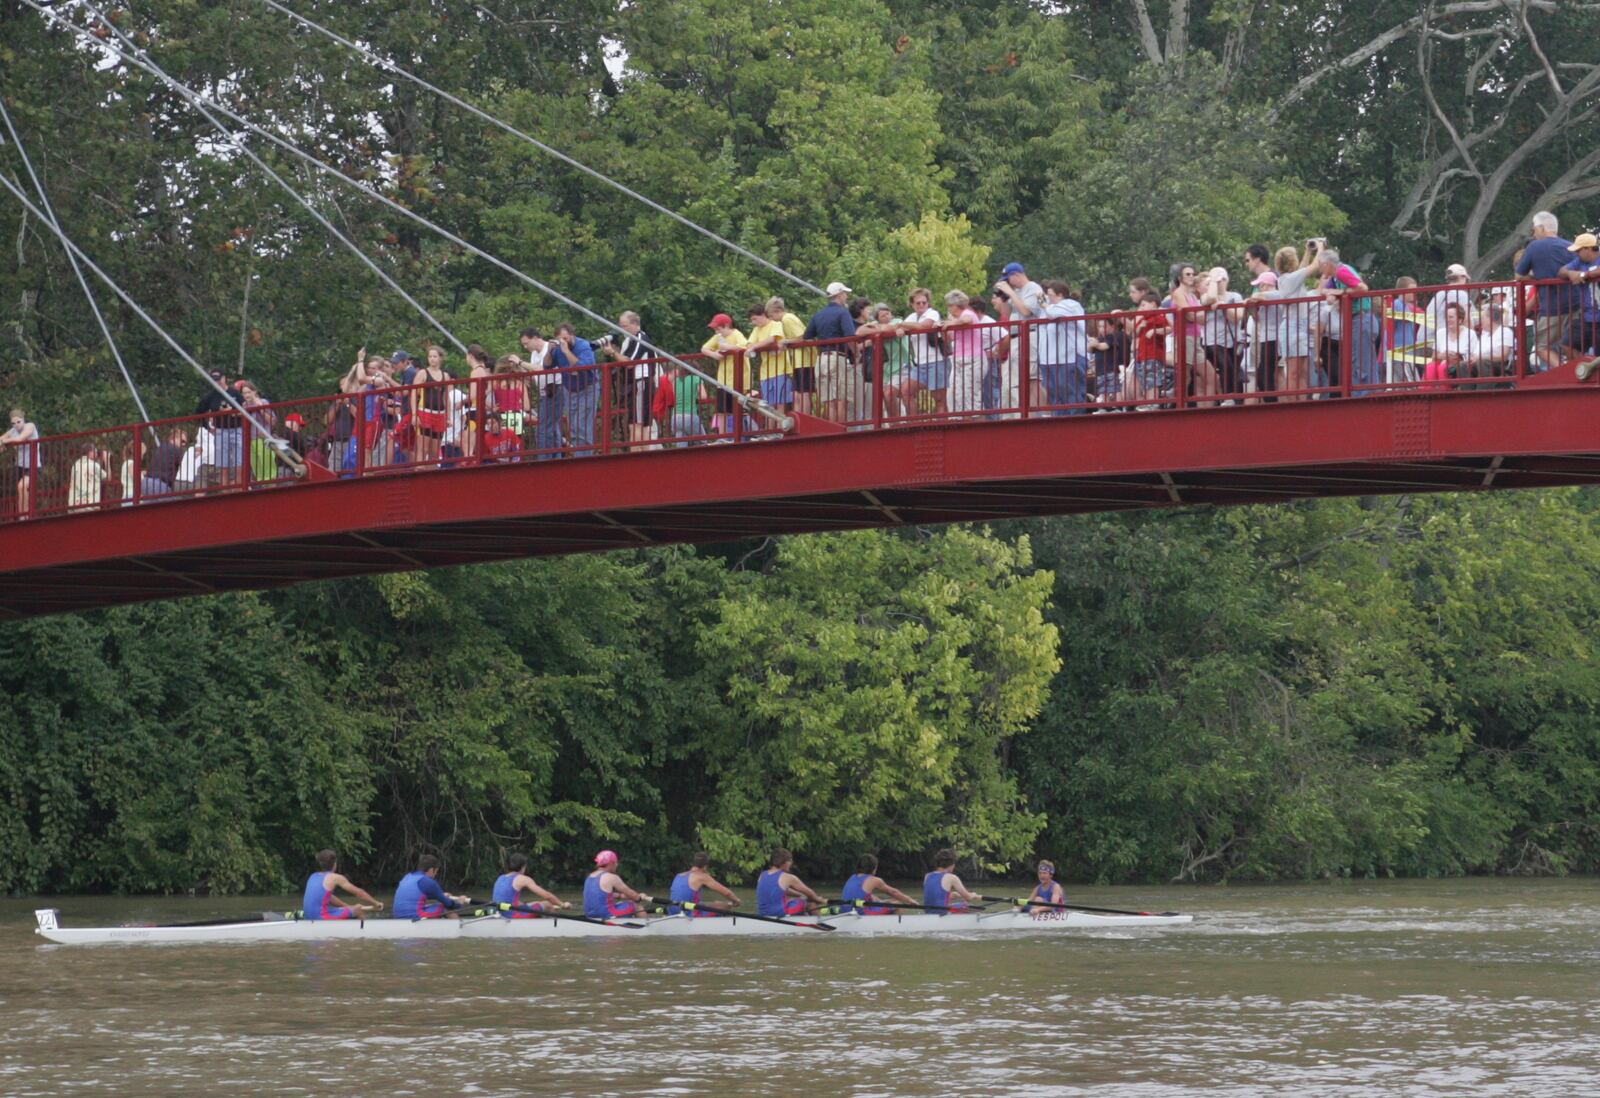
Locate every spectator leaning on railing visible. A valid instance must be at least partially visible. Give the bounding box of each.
[804,281,857,424]
[1561,232,1600,378]
[550,323,599,458]
[1515,210,1581,373]
[1,408,39,517]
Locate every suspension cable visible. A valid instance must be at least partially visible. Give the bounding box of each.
[80,1,469,359]
[258,0,826,298]
[0,94,155,432]
[24,0,788,428]
[0,169,304,472]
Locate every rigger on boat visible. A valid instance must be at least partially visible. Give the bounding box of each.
[34,848,1194,946]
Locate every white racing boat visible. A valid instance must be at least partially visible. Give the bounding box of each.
[35,904,1192,945]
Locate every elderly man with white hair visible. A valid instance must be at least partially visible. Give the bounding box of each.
[1514,210,1581,372]
[1316,247,1381,396]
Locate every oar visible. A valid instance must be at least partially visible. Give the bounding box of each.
[469,899,648,929]
[979,894,1180,918]
[129,911,299,928]
[678,900,835,931]
[827,899,988,913]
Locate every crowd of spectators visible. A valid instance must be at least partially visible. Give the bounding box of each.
[3,211,1597,518]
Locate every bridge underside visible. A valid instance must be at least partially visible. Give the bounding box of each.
[0,388,1595,618]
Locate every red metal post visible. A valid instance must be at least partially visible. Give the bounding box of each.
[473,376,487,464]
[1174,306,1187,411]
[733,350,745,444]
[241,416,253,489]
[131,427,142,505]
[600,358,612,456]
[1018,315,1032,420]
[1513,279,1528,384]
[1339,294,1354,398]
[355,393,367,478]
[872,331,884,430]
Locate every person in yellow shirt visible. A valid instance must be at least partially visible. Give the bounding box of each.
[746,296,808,413]
[700,313,749,435]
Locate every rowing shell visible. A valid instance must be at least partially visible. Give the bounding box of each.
[34,906,1192,945]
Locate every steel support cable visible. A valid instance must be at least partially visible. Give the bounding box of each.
[23,1,788,427]
[78,0,470,359]
[0,95,156,434]
[0,170,304,473]
[257,0,826,299]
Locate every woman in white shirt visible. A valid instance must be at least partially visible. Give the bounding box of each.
[1430,302,1479,386]
[1200,267,1246,401]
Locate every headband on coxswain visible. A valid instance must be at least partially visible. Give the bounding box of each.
[594,850,618,867]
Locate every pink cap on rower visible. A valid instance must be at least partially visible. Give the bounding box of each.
[594,850,618,867]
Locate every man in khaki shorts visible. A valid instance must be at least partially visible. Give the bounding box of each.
[1514,211,1582,373]
[804,280,858,423]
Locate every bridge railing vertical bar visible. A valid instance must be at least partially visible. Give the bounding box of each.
[732,350,746,445]
[1338,294,1354,399]
[871,329,885,430]
[1018,312,1032,421]
[130,425,142,506]
[1513,280,1529,382]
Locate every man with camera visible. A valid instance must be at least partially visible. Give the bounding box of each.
[548,323,599,457]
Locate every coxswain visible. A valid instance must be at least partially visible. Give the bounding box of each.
[667,852,743,916]
[923,848,981,914]
[1023,860,1065,912]
[301,849,383,921]
[393,854,469,919]
[492,853,571,918]
[755,848,825,916]
[583,850,651,919]
[840,853,915,915]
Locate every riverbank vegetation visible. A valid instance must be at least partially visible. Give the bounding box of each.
[2,1,1596,891]
[2,489,1596,894]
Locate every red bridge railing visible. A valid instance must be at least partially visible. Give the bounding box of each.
[0,277,1592,524]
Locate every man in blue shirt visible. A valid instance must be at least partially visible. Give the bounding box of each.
[804,280,857,423]
[549,322,599,456]
[393,854,469,919]
[1514,210,1581,372]
[1561,232,1600,377]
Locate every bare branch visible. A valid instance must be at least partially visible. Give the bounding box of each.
[1166,0,1190,72]
[1268,0,1545,120]
[1218,0,1261,89]
[1419,7,1484,179]
[1462,65,1600,265]
[1515,0,1565,99]
[1128,0,1165,66]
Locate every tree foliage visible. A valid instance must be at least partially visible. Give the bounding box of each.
[0,1,1597,894]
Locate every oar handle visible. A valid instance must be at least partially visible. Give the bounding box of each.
[977,894,1174,917]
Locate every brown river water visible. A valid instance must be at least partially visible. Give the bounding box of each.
[2,878,1596,1096]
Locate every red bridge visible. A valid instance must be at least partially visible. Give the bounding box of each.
[1,279,1594,619]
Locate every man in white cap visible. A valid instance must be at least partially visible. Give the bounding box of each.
[804,280,858,422]
[1561,233,1600,377]
[1426,263,1475,340]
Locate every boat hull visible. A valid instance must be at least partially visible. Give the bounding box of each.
[34,907,1191,945]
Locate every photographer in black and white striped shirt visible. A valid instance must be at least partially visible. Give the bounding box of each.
[597,311,656,447]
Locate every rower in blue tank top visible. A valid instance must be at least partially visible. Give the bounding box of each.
[922,848,979,914]
[492,852,571,918]
[839,853,916,915]
[667,852,742,916]
[301,848,382,920]
[583,850,650,919]
[755,848,823,916]
[1023,859,1065,913]
[393,854,467,920]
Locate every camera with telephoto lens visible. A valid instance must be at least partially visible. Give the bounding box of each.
[592,334,617,350]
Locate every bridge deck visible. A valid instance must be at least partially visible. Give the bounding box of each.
[1,383,1594,619]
